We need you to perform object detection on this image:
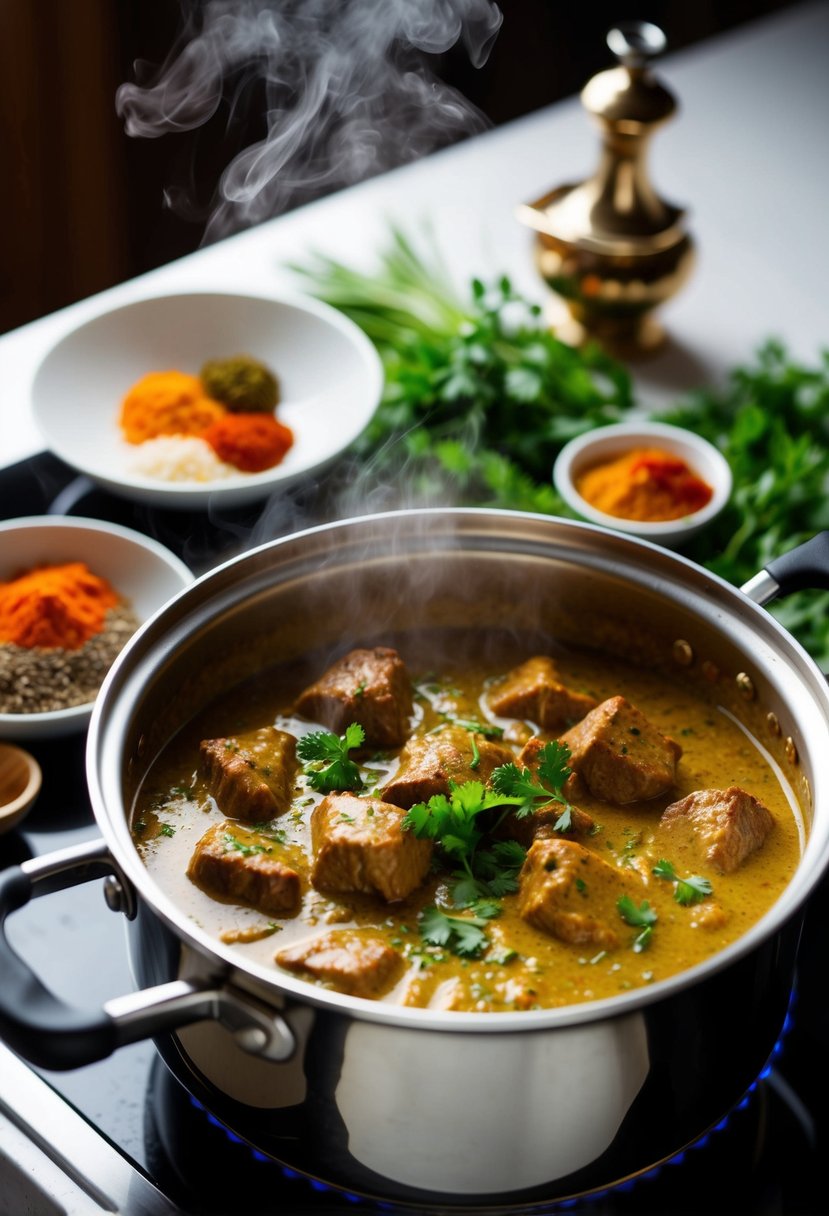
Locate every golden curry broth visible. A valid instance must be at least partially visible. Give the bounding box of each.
[132,632,803,1012]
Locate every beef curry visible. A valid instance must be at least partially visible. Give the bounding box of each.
[132,630,802,1012]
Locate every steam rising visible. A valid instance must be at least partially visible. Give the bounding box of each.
[117,0,503,242]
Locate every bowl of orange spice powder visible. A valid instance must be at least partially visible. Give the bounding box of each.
[0,517,193,740]
[31,290,383,510]
[553,421,732,547]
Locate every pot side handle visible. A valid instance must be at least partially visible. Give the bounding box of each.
[0,839,296,1071]
[742,532,829,606]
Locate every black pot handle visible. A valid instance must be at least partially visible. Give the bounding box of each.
[0,840,119,1068]
[742,532,829,605]
[0,839,295,1070]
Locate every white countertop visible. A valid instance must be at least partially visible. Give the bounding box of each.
[2,0,828,473]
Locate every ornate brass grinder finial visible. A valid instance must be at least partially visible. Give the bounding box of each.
[518,21,694,357]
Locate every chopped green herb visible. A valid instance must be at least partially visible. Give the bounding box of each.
[222,833,272,857]
[449,717,504,740]
[296,723,365,793]
[617,896,657,952]
[490,740,572,826]
[158,823,176,838]
[652,858,713,906]
[419,904,498,958]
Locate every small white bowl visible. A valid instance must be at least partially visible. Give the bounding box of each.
[31,290,384,510]
[552,421,732,547]
[0,516,193,739]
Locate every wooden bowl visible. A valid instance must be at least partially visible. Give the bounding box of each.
[0,743,42,834]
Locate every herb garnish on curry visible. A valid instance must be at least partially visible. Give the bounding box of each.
[132,634,801,1012]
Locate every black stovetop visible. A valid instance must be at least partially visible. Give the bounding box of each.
[2,453,829,1215]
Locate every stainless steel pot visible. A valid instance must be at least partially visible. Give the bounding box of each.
[3,509,829,1207]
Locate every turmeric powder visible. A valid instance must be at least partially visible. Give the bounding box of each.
[120,371,225,445]
[0,562,120,650]
[575,447,713,522]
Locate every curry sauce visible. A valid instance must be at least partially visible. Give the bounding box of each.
[132,631,803,1012]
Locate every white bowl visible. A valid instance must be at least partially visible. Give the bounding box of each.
[31,290,384,510]
[552,421,732,547]
[0,517,193,739]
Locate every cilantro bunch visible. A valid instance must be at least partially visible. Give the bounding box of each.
[293,227,633,516]
[490,740,573,830]
[403,741,573,957]
[297,230,829,665]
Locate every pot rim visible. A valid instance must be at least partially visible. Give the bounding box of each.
[86,507,829,1032]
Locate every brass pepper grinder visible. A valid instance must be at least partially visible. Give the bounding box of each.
[518,21,694,357]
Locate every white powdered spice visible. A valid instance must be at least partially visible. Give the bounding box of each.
[128,435,239,483]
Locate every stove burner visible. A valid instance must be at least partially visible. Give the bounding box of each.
[148,993,812,1216]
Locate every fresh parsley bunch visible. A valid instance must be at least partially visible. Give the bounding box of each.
[293,227,633,517]
[298,230,829,666]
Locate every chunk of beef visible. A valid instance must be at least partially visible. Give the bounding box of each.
[382,724,514,810]
[559,696,681,804]
[294,647,413,749]
[277,930,402,998]
[660,786,774,873]
[497,735,595,848]
[499,803,595,849]
[311,793,432,901]
[187,822,301,916]
[487,656,597,729]
[518,836,639,949]
[200,726,298,822]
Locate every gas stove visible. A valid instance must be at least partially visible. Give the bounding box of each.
[1,454,828,1216]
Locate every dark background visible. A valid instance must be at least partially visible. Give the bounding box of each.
[0,0,798,336]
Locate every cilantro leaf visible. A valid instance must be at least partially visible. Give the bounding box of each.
[405,782,527,908]
[553,806,572,833]
[450,717,505,740]
[652,858,713,906]
[675,875,714,906]
[537,741,572,794]
[403,781,509,857]
[296,724,365,793]
[617,896,658,951]
[490,741,572,824]
[617,896,658,928]
[419,906,491,957]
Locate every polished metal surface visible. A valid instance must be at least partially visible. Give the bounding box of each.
[742,568,781,606]
[0,1042,177,1215]
[20,508,829,1199]
[104,978,296,1062]
[518,22,694,356]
